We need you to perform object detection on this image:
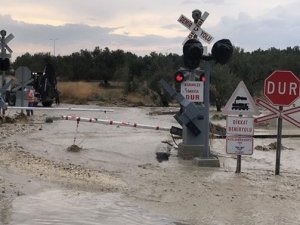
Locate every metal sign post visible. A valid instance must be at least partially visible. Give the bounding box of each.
[223,81,258,173]
[226,115,255,173]
[15,66,32,110]
[275,106,283,175]
[255,70,300,175]
[203,61,211,157]
[255,99,300,175]
[1,30,6,88]
[236,155,242,173]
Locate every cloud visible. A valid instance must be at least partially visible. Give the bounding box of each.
[0,15,182,60]
[1,0,300,60]
[161,24,182,30]
[210,1,300,51]
[181,0,225,4]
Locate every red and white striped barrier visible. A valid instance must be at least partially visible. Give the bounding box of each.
[61,115,170,131]
[7,106,114,113]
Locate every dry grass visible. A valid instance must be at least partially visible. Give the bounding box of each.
[57,81,154,106]
[58,82,98,104]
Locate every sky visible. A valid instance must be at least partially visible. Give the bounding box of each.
[0,0,299,60]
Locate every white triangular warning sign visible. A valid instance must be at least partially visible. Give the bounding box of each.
[222,81,259,116]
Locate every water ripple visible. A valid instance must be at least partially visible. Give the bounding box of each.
[11,190,183,225]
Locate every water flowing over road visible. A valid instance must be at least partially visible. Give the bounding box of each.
[0,104,300,225]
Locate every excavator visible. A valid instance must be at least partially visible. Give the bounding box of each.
[4,63,59,107]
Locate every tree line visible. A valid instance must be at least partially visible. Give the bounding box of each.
[12,46,300,109]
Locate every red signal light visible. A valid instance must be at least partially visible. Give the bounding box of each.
[200,74,206,82]
[174,72,184,83]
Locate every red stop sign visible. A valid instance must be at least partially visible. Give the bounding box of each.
[264,70,300,106]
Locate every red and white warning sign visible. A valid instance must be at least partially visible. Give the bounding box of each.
[180,81,204,102]
[264,70,300,106]
[177,11,214,45]
[254,98,300,128]
[222,81,259,116]
[226,136,253,155]
[226,116,254,136]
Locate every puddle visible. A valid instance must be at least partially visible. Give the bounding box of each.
[11,190,184,225]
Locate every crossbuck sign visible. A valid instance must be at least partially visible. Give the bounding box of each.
[254,98,300,128]
[2,34,14,54]
[0,30,14,58]
[178,11,214,45]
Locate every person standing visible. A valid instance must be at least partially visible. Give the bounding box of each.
[26,86,35,116]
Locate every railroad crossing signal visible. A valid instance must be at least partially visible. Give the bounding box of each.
[170,9,232,163]
[178,11,214,44]
[0,30,14,72]
[178,10,232,65]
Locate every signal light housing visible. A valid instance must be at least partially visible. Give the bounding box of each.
[0,58,10,71]
[211,39,233,65]
[183,39,203,69]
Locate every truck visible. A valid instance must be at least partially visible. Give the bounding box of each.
[4,63,59,107]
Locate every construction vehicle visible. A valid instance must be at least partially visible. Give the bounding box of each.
[4,63,59,107]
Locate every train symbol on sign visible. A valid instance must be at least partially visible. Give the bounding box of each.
[231,96,249,110]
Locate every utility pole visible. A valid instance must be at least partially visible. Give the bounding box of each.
[50,38,58,56]
[1,30,6,88]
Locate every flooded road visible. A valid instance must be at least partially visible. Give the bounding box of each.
[11,190,182,225]
[14,106,176,172]
[1,104,300,225]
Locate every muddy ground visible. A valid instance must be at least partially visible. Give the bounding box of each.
[0,105,300,225]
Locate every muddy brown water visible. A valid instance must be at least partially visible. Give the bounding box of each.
[5,106,187,225]
[11,191,185,225]
[4,105,300,224]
